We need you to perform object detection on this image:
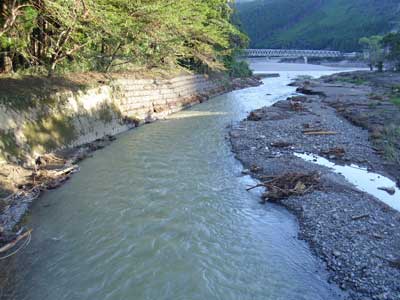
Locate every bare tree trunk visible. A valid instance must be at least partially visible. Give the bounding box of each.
[3,54,13,73]
[0,49,13,73]
[105,42,122,72]
[0,0,32,37]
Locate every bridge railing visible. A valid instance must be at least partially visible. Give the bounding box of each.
[243,49,343,58]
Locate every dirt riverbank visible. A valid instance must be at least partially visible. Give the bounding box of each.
[0,76,261,251]
[230,71,400,300]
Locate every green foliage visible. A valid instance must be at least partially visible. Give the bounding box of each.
[383,32,400,71]
[391,97,400,107]
[0,88,67,111]
[224,57,252,78]
[235,0,400,52]
[0,0,247,76]
[382,125,400,163]
[336,76,367,85]
[359,35,384,71]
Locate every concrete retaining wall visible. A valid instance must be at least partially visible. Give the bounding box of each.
[0,74,228,164]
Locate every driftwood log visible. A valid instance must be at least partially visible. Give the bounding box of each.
[0,229,32,254]
[303,130,337,135]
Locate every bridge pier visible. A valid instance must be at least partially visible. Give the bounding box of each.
[303,56,308,64]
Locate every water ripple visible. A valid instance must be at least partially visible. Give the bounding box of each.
[0,66,352,300]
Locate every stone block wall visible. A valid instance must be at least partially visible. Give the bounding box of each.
[0,74,228,164]
[114,75,224,120]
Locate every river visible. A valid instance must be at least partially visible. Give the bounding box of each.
[1,62,355,300]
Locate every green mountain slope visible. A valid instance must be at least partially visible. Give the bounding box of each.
[235,0,400,51]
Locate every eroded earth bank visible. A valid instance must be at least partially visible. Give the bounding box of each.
[230,71,400,300]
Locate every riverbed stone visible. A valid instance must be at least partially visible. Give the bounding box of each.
[230,71,400,300]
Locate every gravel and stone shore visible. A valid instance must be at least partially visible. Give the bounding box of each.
[230,72,400,300]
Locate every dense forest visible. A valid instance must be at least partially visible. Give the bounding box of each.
[0,0,250,77]
[235,0,400,52]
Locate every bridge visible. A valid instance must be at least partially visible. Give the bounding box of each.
[243,49,346,63]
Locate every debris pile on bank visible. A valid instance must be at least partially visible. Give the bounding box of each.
[320,147,346,159]
[0,136,115,248]
[248,172,320,202]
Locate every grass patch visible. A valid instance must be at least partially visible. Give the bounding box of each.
[336,76,367,85]
[382,125,400,163]
[391,97,400,107]
[0,75,90,111]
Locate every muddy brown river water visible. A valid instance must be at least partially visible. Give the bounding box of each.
[1,62,357,300]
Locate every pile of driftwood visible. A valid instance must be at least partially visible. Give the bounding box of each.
[0,165,78,259]
[321,147,346,159]
[0,165,79,254]
[248,172,320,202]
[32,165,79,190]
[247,110,264,121]
[0,137,116,260]
[290,100,305,112]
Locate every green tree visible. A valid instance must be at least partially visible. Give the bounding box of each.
[0,0,36,72]
[359,35,384,71]
[382,32,400,72]
[0,0,32,37]
[26,0,99,75]
[0,0,249,76]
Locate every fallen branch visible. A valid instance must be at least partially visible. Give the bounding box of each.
[351,214,370,221]
[259,175,277,180]
[0,229,32,254]
[303,131,337,135]
[246,183,265,191]
[51,166,78,177]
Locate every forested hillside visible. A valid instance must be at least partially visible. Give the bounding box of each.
[235,0,400,51]
[0,0,248,76]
